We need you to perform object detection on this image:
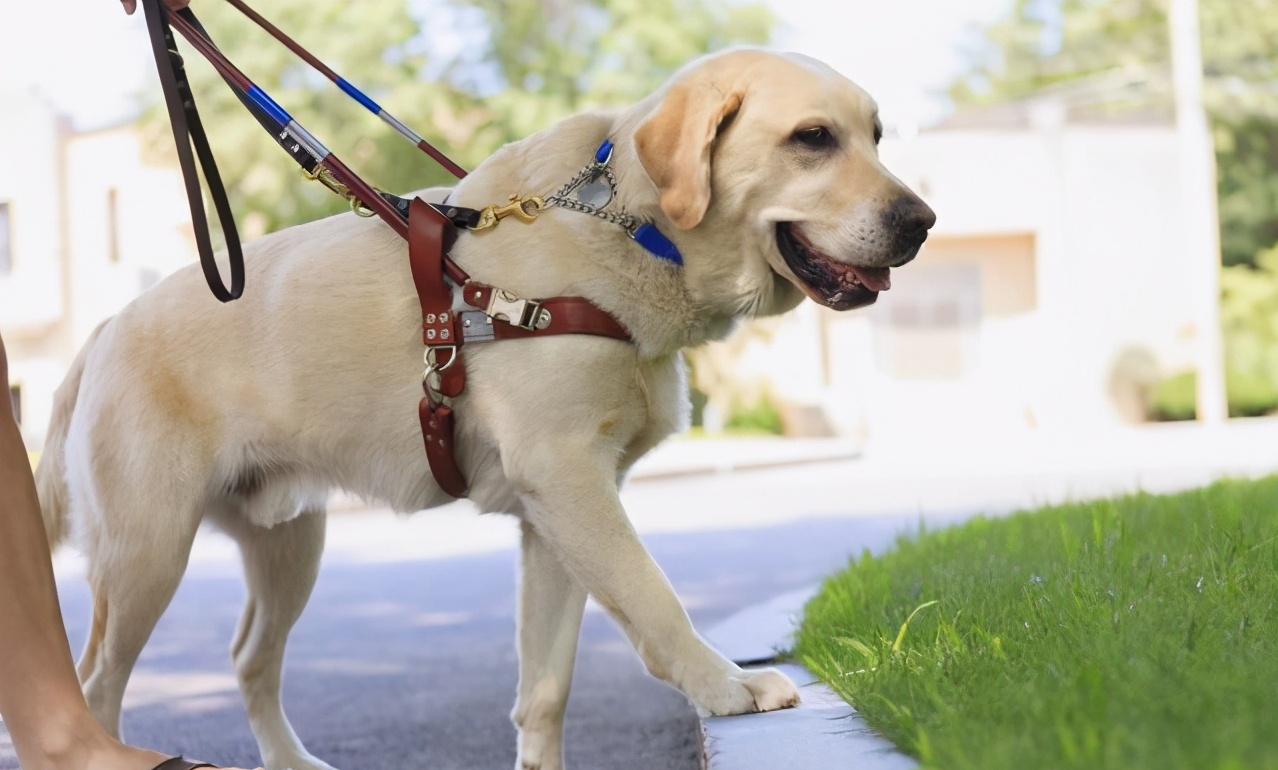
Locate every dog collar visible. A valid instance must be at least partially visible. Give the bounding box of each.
[545,140,683,266]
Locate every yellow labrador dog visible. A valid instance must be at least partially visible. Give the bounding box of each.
[37,49,933,770]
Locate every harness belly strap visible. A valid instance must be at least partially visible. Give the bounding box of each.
[408,198,468,497]
[406,198,632,499]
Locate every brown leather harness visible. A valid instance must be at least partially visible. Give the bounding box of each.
[404,198,630,497]
[144,0,632,498]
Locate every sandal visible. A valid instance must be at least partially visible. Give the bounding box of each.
[151,759,218,770]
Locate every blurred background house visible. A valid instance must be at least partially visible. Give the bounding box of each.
[3,0,1276,455]
[0,88,196,444]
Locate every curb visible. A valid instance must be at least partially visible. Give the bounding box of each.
[628,438,861,483]
[699,587,917,770]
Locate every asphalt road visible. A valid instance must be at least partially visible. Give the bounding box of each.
[0,465,956,770]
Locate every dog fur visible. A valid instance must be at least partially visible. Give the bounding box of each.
[36,49,933,770]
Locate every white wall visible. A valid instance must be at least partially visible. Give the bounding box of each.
[63,127,196,346]
[0,90,66,331]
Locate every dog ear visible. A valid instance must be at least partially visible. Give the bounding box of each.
[634,82,743,230]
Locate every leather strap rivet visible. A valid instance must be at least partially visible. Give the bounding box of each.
[473,290,482,300]
[440,312,450,323]
[429,421,438,429]
[427,329,437,340]
[438,439,446,447]
[426,313,436,324]
[442,329,450,340]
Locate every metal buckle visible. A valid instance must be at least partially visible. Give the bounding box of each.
[486,289,551,331]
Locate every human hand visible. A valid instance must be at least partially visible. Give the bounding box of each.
[120,0,191,15]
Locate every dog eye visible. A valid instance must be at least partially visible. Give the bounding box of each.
[791,126,836,150]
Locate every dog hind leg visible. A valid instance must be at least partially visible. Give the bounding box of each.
[221,506,334,770]
[78,496,204,740]
[512,520,587,770]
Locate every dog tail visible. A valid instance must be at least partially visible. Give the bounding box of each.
[36,318,109,550]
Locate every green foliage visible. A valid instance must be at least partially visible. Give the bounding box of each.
[950,0,1278,268]
[1150,368,1278,420]
[1151,369,1197,420]
[795,477,1278,770]
[950,0,1168,106]
[724,392,783,435]
[1221,245,1278,385]
[1152,247,1278,420]
[142,0,772,235]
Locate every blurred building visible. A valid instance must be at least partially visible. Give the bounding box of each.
[735,85,1203,446]
[0,89,196,448]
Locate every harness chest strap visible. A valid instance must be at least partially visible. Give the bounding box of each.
[406,197,632,498]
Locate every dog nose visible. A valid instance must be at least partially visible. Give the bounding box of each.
[889,195,936,248]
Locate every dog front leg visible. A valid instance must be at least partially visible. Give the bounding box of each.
[512,520,587,770]
[514,447,799,718]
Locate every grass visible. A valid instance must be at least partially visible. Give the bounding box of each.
[794,477,1278,770]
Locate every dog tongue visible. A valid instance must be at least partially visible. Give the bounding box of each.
[852,267,891,292]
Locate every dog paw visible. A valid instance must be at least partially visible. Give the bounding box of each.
[692,666,800,716]
[740,667,801,712]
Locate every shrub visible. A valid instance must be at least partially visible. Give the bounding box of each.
[724,392,784,435]
[1150,368,1278,420]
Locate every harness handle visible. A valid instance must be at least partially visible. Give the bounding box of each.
[143,0,245,302]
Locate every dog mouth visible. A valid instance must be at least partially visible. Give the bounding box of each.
[775,223,889,311]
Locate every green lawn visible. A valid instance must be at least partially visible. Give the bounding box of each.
[794,477,1278,770]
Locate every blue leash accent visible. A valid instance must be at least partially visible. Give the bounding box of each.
[336,78,381,114]
[245,85,293,128]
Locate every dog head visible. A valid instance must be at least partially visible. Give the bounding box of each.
[629,49,935,312]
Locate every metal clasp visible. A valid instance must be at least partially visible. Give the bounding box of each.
[486,289,551,331]
[472,194,545,231]
[303,162,376,217]
[422,346,458,399]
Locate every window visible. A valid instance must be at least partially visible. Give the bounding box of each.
[8,384,20,426]
[872,265,982,381]
[0,201,11,274]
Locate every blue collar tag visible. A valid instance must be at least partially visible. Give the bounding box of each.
[594,139,614,164]
[631,223,683,266]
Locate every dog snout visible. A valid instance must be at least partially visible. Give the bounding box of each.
[885,195,936,261]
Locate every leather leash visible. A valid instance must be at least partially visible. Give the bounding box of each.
[145,0,633,497]
[144,1,243,301]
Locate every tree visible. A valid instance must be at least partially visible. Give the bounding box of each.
[949,0,1278,268]
[142,0,773,236]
